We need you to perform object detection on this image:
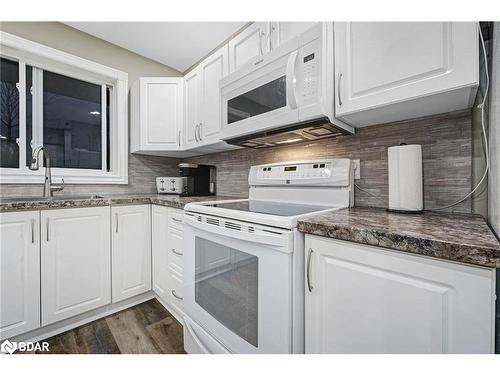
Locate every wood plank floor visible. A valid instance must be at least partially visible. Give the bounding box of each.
[20,299,185,354]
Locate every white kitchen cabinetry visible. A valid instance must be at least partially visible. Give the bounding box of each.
[334,22,479,126]
[41,207,111,326]
[131,77,183,154]
[305,235,496,354]
[0,211,40,339]
[270,22,318,49]
[151,207,184,324]
[199,44,229,144]
[228,22,270,73]
[184,67,202,148]
[152,205,169,303]
[111,205,151,303]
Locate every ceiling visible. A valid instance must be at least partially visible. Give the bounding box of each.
[64,22,248,73]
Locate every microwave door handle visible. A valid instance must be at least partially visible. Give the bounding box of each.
[286,50,298,110]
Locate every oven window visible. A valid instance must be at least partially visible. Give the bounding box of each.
[227,76,286,124]
[195,237,258,347]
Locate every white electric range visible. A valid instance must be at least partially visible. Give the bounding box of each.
[182,159,354,354]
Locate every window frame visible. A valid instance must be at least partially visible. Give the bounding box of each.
[0,31,128,184]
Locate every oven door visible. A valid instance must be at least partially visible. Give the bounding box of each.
[220,40,301,141]
[183,212,294,354]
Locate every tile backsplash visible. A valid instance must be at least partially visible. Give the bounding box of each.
[182,110,473,213]
[0,110,473,213]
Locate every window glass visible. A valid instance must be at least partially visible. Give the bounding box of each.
[0,58,19,168]
[195,237,258,347]
[43,70,102,169]
[26,66,33,166]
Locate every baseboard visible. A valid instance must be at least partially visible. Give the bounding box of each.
[9,292,155,344]
[154,294,184,326]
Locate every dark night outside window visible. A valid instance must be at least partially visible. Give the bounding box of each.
[43,70,103,170]
[0,58,19,168]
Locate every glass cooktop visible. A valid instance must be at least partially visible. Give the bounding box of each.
[205,200,332,217]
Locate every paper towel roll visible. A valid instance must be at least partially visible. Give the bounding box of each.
[388,144,423,212]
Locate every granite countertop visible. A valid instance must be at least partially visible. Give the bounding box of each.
[298,207,500,268]
[0,194,237,212]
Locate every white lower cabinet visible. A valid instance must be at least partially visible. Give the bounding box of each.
[41,207,111,326]
[305,235,496,354]
[0,211,40,339]
[152,207,184,323]
[152,205,169,302]
[111,205,151,303]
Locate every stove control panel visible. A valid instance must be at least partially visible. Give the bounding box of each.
[249,159,351,187]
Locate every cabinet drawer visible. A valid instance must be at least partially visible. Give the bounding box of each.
[169,209,184,230]
[168,227,183,273]
[168,268,184,316]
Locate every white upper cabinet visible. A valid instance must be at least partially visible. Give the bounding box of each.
[270,22,318,49]
[229,22,270,73]
[334,22,479,126]
[131,77,184,153]
[305,235,495,354]
[41,207,111,326]
[184,66,202,148]
[0,211,40,339]
[111,205,152,303]
[199,44,229,143]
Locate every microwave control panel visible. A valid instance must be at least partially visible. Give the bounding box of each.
[297,36,320,106]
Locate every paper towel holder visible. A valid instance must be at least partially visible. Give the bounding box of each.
[386,142,424,215]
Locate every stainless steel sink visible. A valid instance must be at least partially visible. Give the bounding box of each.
[0,195,105,203]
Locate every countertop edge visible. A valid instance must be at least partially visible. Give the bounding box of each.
[297,220,500,268]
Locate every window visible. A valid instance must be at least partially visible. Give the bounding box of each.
[0,32,128,184]
[0,58,19,168]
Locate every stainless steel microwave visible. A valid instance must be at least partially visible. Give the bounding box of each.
[219,23,354,148]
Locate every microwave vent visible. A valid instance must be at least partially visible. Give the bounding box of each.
[224,117,350,149]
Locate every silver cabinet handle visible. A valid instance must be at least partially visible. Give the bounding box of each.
[115,213,119,233]
[178,130,181,147]
[46,218,50,242]
[31,218,35,243]
[171,290,183,300]
[171,217,182,223]
[337,73,343,107]
[171,248,183,256]
[197,123,202,142]
[307,248,314,292]
[194,124,199,142]
[258,30,265,56]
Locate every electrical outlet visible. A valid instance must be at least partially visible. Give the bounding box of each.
[353,159,361,179]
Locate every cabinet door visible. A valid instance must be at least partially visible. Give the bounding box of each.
[184,67,202,148]
[0,211,40,339]
[41,207,111,326]
[112,205,151,303]
[199,44,229,143]
[334,22,478,120]
[152,205,169,303]
[305,235,495,354]
[270,22,317,49]
[140,78,183,151]
[228,22,270,73]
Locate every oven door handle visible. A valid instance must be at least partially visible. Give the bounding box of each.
[184,317,211,354]
[184,214,289,250]
[286,50,298,110]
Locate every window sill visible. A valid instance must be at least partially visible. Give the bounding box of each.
[0,169,128,185]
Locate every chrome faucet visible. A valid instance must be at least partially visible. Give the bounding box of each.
[29,146,64,198]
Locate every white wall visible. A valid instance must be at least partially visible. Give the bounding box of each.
[489,23,500,237]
